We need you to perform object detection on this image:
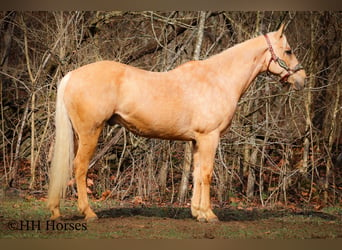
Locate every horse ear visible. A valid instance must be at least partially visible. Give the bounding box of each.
[276,23,285,38]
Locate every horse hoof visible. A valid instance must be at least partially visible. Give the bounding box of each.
[207,217,219,223]
[197,217,207,223]
[85,215,98,222]
[50,214,61,221]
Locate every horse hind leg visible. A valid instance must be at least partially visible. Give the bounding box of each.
[74,125,103,221]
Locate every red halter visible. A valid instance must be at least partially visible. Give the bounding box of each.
[264,34,304,83]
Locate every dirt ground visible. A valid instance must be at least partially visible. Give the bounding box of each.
[84,209,342,239]
[1,199,341,239]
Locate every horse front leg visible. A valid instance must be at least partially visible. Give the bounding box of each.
[191,132,219,223]
[191,143,201,218]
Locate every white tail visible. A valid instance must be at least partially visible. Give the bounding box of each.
[47,73,74,210]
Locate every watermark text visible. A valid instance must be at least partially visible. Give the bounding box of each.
[7,220,87,231]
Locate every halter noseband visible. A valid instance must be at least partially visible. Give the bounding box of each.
[264,34,304,83]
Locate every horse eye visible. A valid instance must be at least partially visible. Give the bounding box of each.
[285,50,292,55]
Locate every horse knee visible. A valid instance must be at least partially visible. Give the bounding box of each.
[202,175,212,185]
[200,168,213,185]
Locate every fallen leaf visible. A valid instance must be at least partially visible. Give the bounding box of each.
[98,190,111,201]
[132,196,145,206]
[314,204,323,210]
[86,187,92,194]
[87,178,94,186]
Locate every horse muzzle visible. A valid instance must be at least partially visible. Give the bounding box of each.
[289,75,306,90]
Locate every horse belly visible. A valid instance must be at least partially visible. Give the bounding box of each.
[110,112,193,141]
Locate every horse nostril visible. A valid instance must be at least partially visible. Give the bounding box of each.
[294,79,305,90]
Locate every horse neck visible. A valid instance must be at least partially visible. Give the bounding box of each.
[208,35,268,99]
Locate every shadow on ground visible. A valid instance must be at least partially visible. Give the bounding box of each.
[81,207,340,222]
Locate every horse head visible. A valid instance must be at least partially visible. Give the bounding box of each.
[264,24,307,90]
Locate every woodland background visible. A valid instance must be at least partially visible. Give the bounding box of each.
[0,11,341,209]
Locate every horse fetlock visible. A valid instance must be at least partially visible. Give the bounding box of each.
[191,206,200,218]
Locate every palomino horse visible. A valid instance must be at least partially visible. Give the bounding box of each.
[47,24,306,222]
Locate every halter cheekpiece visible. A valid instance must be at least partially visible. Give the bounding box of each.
[264,34,304,83]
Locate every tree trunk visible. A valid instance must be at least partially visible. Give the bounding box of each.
[178,141,192,203]
[21,14,37,190]
[259,81,270,206]
[158,142,169,197]
[247,149,257,200]
[246,119,258,201]
[302,14,316,175]
[323,55,340,205]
